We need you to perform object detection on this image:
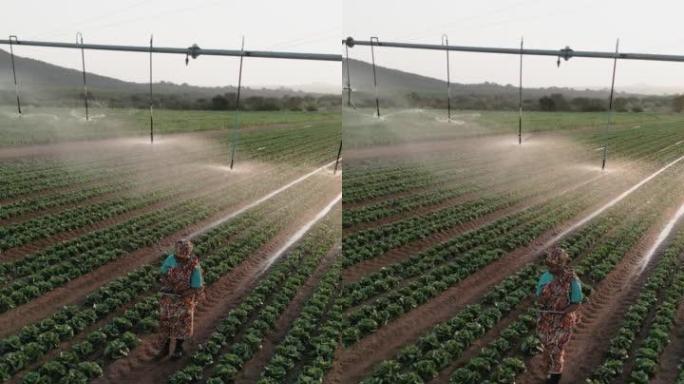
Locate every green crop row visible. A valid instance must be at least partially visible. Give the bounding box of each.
[586,229,684,384]
[0,166,327,383]
[359,265,539,383]
[356,188,643,383]
[341,196,588,341]
[168,210,339,384]
[343,197,514,267]
[257,263,341,384]
[342,183,478,228]
[0,211,257,382]
[449,310,536,383]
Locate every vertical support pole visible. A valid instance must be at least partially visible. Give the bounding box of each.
[76,32,89,121]
[333,140,342,175]
[370,36,381,118]
[8,35,21,115]
[149,35,154,143]
[230,36,245,170]
[442,34,451,122]
[602,38,619,171]
[518,37,524,145]
[344,43,353,107]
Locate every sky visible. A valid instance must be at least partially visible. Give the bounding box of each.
[2,0,342,92]
[4,1,684,94]
[344,0,684,94]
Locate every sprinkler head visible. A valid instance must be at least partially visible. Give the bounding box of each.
[345,37,355,48]
[188,44,201,59]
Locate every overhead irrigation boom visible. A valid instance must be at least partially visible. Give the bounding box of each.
[2,36,343,168]
[0,38,342,61]
[343,36,682,169]
[343,37,684,63]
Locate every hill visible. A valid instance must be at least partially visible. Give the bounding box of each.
[0,48,329,100]
[343,58,673,111]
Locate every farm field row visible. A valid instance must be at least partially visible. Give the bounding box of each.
[0,110,342,384]
[327,109,684,384]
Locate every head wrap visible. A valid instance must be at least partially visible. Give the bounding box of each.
[545,246,570,270]
[175,239,193,259]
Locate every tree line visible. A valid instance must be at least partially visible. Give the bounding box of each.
[0,89,340,112]
[351,91,680,113]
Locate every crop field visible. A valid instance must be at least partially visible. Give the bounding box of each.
[0,107,342,384]
[330,108,684,384]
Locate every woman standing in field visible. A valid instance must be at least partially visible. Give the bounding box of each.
[157,239,204,359]
[535,247,583,384]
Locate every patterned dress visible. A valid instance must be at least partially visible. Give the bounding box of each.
[536,269,583,374]
[159,254,203,339]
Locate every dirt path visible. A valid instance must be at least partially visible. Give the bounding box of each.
[95,190,340,384]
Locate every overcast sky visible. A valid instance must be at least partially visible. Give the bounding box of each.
[4,1,684,94]
[2,0,341,91]
[345,0,684,93]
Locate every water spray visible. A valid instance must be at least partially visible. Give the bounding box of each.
[638,201,684,273]
[230,36,245,170]
[258,193,341,274]
[8,35,21,115]
[369,36,381,118]
[334,140,342,175]
[76,32,89,121]
[518,37,523,145]
[545,153,684,248]
[149,34,154,143]
[602,39,619,171]
[344,39,353,108]
[441,34,451,122]
[187,159,337,239]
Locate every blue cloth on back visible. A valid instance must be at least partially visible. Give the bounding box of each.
[535,270,583,303]
[161,254,204,288]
